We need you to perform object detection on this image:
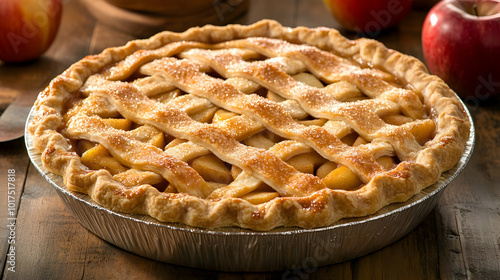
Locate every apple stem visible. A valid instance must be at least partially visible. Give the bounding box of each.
[473,4,478,16]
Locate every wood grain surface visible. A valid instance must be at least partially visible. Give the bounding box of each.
[1,0,499,279]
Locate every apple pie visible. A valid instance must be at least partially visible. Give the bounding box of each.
[29,20,471,231]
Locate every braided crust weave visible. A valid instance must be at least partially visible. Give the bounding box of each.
[29,20,470,231]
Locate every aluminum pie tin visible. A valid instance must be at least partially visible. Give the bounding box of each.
[26,105,474,272]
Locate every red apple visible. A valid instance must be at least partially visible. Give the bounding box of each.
[0,0,62,63]
[422,0,500,99]
[323,0,413,36]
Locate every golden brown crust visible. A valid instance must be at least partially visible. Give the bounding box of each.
[29,20,470,231]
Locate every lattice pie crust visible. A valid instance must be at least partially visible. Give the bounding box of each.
[29,20,470,230]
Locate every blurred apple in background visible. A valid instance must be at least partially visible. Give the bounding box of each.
[323,0,413,36]
[422,0,500,99]
[0,0,62,63]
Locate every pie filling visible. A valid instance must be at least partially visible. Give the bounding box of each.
[30,20,470,230]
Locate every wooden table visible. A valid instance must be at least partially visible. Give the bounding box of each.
[1,0,499,279]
